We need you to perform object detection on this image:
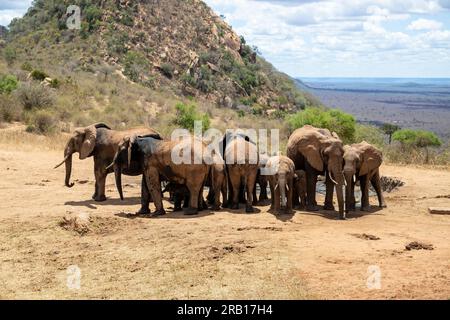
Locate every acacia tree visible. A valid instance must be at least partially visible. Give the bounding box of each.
[382,123,400,144]
[392,129,442,164]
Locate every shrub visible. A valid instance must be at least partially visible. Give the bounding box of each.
[173,103,210,132]
[21,62,34,72]
[0,94,22,122]
[16,82,54,110]
[161,63,174,79]
[196,65,215,93]
[3,46,17,65]
[287,107,356,144]
[392,129,442,164]
[26,110,57,135]
[30,69,49,81]
[0,75,19,94]
[85,5,102,31]
[123,51,148,82]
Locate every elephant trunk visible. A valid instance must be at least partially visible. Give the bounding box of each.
[279,175,287,208]
[329,163,345,219]
[114,164,124,201]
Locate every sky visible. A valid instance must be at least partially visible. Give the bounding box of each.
[1,0,450,78]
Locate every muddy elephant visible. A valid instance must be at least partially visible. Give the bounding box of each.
[224,135,259,213]
[343,141,386,213]
[254,153,270,204]
[266,155,295,214]
[294,170,307,209]
[54,123,160,209]
[110,135,210,216]
[287,125,346,219]
[208,153,228,210]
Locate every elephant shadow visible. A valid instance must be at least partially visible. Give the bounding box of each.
[114,209,215,220]
[300,206,384,220]
[267,208,295,222]
[65,197,141,209]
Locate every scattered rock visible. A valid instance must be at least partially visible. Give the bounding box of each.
[351,233,380,241]
[405,241,434,251]
[237,226,282,232]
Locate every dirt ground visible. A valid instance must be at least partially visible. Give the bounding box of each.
[1,130,449,299]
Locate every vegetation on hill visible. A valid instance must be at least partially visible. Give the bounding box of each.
[0,0,448,166]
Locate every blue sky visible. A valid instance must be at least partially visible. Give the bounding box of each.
[1,0,450,78]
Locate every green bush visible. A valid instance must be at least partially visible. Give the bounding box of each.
[382,123,401,144]
[21,62,34,72]
[0,75,19,94]
[196,65,215,93]
[30,70,49,81]
[392,129,442,164]
[161,63,174,79]
[173,103,210,132]
[3,47,17,65]
[287,107,356,144]
[16,82,54,110]
[26,110,57,135]
[85,5,102,31]
[123,51,149,82]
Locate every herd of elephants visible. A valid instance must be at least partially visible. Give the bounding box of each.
[54,123,387,220]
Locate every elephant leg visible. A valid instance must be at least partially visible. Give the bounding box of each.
[305,163,319,211]
[245,171,257,213]
[274,183,281,213]
[239,183,246,204]
[185,182,201,215]
[173,192,183,212]
[137,176,151,215]
[207,187,215,206]
[324,173,335,211]
[229,170,241,210]
[269,178,275,210]
[93,163,107,202]
[286,179,294,214]
[145,168,165,216]
[292,183,300,208]
[360,175,370,211]
[259,177,269,201]
[221,180,228,209]
[92,181,98,200]
[371,170,386,208]
[350,179,356,210]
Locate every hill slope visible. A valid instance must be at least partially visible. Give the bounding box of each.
[3,0,318,117]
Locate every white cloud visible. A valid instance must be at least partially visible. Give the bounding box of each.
[408,18,443,30]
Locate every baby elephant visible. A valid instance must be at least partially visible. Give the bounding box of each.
[162,182,208,212]
[266,155,296,214]
[343,141,386,213]
[294,170,307,209]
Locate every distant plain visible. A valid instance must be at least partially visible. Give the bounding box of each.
[298,78,450,139]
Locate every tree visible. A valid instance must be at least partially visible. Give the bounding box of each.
[382,123,400,144]
[286,107,356,144]
[173,103,210,132]
[392,129,442,164]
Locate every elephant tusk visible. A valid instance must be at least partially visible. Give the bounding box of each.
[342,173,347,187]
[328,171,339,185]
[106,161,115,171]
[54,154,71,169]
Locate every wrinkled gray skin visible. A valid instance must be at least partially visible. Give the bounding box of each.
[55,124,160,213]
[343,142,386,213]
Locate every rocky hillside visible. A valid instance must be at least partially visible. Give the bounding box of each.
[4,0,317,113]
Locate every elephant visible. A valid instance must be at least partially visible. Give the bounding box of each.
[266,155,296,214]
[54,123,160,210]
[294,170,307,209]
[287,125,346,219]
[208,153,228,210]
[343,141,386,213]
[224,135,259,213]
[110,135,210,216]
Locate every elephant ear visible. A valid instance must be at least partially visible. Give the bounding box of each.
[359,150,382,176]
[298,137,323,172]
[79,125,97,160]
